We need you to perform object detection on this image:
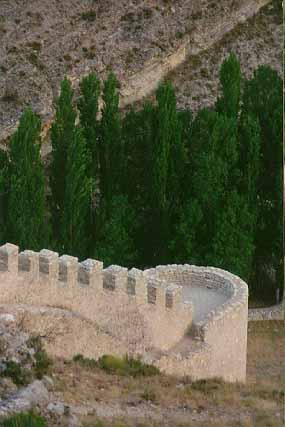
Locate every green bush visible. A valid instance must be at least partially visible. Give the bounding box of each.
[33,350,52,379]
[81,10,96,21]
[0,411,47,427]
[2,361,31,386]
[72,353,160,377]
[140,388,157,402]
[97,354,160,377]
[73,354,97,369]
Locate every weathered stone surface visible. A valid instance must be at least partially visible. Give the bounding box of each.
[0,380,49,418]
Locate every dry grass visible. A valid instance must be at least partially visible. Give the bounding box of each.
[50,320,285,426]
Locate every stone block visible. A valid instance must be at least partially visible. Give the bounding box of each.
[39,249,59,280]
[128,268,147,303]
[166,284,182,309]
[59,255,78,285]
[103,265,128,292]
[78,258,103,288]
[18,250,39,279]
[0,243,19,273]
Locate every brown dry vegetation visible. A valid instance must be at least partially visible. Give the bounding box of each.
[47,320,285,426]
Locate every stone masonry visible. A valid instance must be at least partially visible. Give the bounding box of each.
[0,243,249,382]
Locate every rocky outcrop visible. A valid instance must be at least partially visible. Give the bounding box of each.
[0,0,272,149]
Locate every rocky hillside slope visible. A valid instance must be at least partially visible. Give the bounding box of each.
[0,0,280,148]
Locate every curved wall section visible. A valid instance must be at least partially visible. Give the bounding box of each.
[0,243,248,382]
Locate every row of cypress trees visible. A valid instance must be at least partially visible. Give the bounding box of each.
[0,53,282,302]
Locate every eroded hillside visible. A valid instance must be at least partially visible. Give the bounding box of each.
[0,0,281,146]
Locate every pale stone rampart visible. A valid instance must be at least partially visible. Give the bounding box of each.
[144,265,248,382]
[0,243,249,382]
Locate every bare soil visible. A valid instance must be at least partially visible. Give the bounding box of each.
[46,320,285,426]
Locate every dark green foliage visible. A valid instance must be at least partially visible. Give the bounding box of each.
[238,113,261,205]
[33,350,52,379]
[61,127,92,258]
[99,72,122,209]
[50,77,76,249]
[210,191,255,281]
[72,353,160,377]
[5,108,47,251]
[0,150,8,242]
[1,361,31,386]
[94,195,138,268]
[146,82,185,264]
[216,52,241,118]
[73,354,97,368]
[78,72,100,178]
[0,412,47,427]
[242,65,283,299]
[81,10,96,22]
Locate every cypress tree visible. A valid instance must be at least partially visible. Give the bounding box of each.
[242,65,283,300]
[5,108,47,250]
[78,72,101,178]
[61,127,92,258]
[94,194,138,268]
[50,77,76,244]
[99,72,122,210]
[238,112,261,207]
[150,82,184,264]
[216,53,242,119]
[0,150,9,243]
[210,191,255,281]
[122,102,157,267]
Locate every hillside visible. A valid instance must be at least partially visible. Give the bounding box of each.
[0,0,281,148]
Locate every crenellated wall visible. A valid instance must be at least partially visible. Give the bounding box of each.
[0,243,249,382]
[0,243,192,355]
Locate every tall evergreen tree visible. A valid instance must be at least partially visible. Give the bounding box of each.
[94,194,138,268]
[0,150,9,243]
[122,102,157,267]
[242,65,283,300]
[238,112,261,207]
[99,72,122,211]
[149,82,185,264]
[216,53,242,119]
[78,72,101,178]
[61,127,92,258]
[5,108,47,250]
[50,77,76,244]
[210,191,255,281]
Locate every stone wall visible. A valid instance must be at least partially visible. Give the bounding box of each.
[0,243,192,355]
[248,302,284,321]
[144,265,248,382]
[0,243,249,382]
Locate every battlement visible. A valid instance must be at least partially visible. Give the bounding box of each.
[0,243,249,382]
[0,243,184,313]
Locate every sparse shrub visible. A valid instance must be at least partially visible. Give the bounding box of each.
[27,41,41,52]
[81,10,96,22]
[97,354,160,377]
[0,411,47,427]
[72,353,159,377]
[2,361,31,386]
[73,354,84,363]
[140,388,157,402]
[33,350,52,379]
[142,8,153,19]
[191,377,225,393]
[73,354,97,369]
[26,336,42,352]
[1,86,19,103]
